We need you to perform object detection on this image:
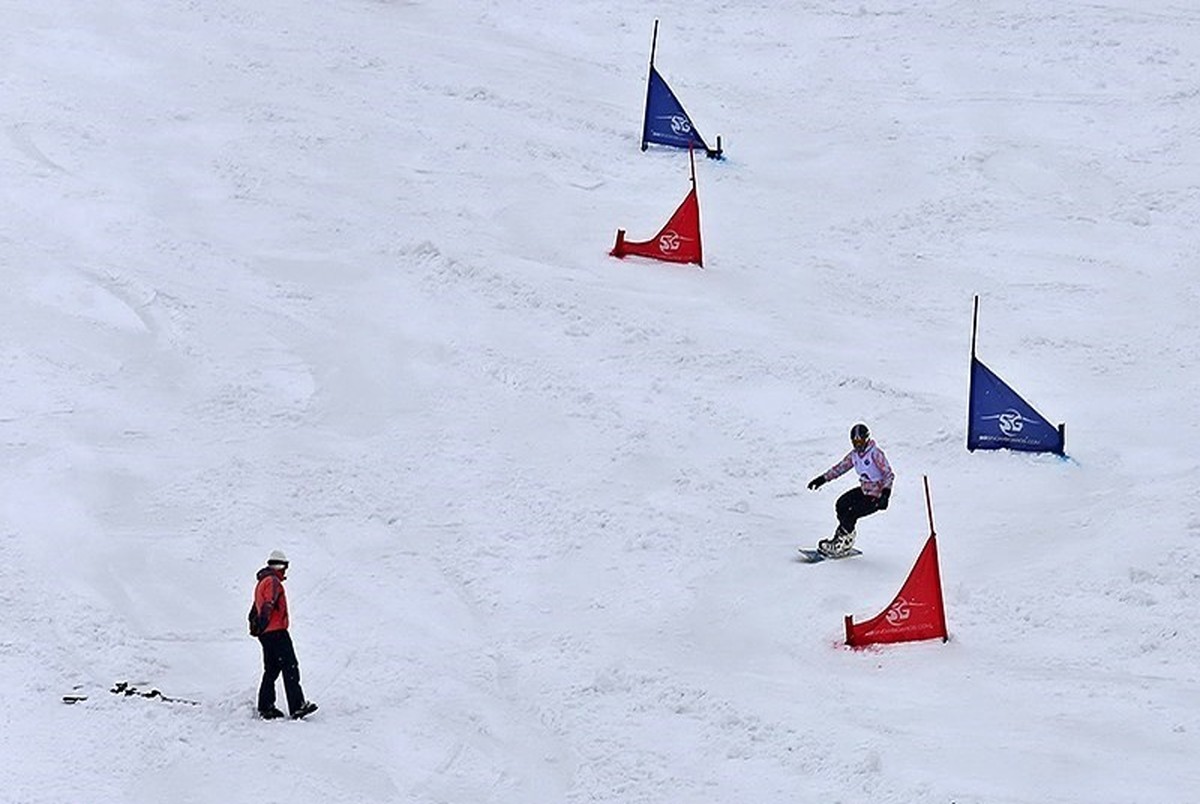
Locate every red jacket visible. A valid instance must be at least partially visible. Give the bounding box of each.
[254,567,289,634]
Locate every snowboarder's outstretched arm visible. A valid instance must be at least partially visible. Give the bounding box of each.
[807,452,854,490]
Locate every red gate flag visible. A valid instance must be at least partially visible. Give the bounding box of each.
[844,477,948,648]
[611,147,703,268]
[611,188,702,267]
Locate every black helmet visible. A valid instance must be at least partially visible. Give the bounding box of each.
[850,423,870,450]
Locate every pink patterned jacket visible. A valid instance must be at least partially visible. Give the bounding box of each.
[820,440,894,498]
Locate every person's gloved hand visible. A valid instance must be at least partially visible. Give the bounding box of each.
[877,488,891,510]
[807,475,826,491]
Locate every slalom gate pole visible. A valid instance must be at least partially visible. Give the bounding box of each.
[970,294,979,360]
[641,20,659,151]
[924,475,949,642]
[966,297,979,451]
[923,474,936,538]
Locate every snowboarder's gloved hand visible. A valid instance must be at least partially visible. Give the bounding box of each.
[807,475,826,491]
[877,488,891,510]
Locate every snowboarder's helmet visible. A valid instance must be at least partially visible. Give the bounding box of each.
[850,423,870,450]
[267,549,289,568]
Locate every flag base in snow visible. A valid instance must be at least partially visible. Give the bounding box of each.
[844,477,948,648]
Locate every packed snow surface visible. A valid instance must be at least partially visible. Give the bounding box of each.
[2,2,1198,802]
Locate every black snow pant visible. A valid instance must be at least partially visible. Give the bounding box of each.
[257,629,306,716]
[836,488,881,533]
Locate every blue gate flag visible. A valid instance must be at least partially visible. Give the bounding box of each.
[968,357,1065,454]
[642,66,720,157]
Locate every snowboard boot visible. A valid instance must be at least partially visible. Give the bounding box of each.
[258,706,286,720]
[833,527,856,556]
[820,526,856,557]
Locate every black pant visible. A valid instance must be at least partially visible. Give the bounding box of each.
[257,629,306,715]
[836,488,881,532]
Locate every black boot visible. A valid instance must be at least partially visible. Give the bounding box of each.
[291,701,318,720]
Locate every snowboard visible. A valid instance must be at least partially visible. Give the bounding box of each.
[797,547,862,563]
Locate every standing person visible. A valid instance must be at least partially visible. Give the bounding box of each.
[806,423,894,557]
[250,550,317,720]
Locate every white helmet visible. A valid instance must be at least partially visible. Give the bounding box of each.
[267,549,289,567]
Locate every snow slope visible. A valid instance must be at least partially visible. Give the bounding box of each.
[2,1,1199,802]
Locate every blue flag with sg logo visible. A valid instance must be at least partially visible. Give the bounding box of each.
[968,357,1065,454]
[642,66,715,155]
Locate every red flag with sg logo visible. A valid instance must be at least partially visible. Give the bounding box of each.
[611,187,703,268]
[844,535,948,648]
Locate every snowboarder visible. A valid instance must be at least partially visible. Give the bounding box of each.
[251,550,317,720]
[806,423,894,557]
